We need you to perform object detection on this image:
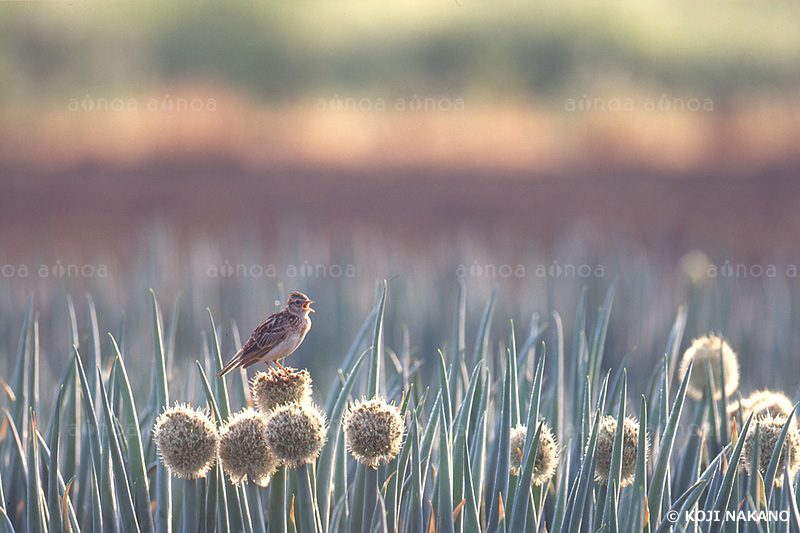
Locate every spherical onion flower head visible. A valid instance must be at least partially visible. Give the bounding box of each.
[508,423,558,486]
[343,397,406,468]
[219,409,280,486]
[153,403,219,480]
[678,333,740,401]
[251,368,313,413]
[593,415,648,487]
[740,390,795,420]
[264,402,327,467]
[743,414,800,488]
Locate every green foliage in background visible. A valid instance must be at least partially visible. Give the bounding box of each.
[1,0,800,104]
[1,280,799,532]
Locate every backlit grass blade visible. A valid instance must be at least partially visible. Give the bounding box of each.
[207,310,247,532]
[150,290,170,407]
[508,350,546,530]
[99,446,120,533]
[438,350,453,430]
[508,322,520,427]
[588,280,617,405]
[30,315,41,435]
[326,310,377,409]
[196,363,223,426]
[487,349,513,532]
[606,354,631,412]
[97,368,141,533]
[329,493,348,533]
[368,493,389,533]
[709,414,753,533]
[89,457,103,533]
[245,485,267,532]
[643,362,661,429]
[3,409,27,525]
[674,400,706,497]
[408,417,424,533]
[296,463,320,533]
[385,393,413,533]
[458,428,480,533]
[43,355,75,485]
[705,370,721,459]
[450,277,467,408]
[602,371,627,528]
[570,287,588,425]
[551,311,566,454]
[469,384,488,519]
[316,351,367,530]
[664,306,688,387]
[86,295,102,417]
[8,309,34,519]
[181,478,199,533]
[165,297,181,379]
[575,334,590,450]
[608,489,620,533]
[47,386,64,533]
[562,398,602,533]
[656,354,669,454]
[747,444,764,533]
[621,395,648,533]
[8,295,33,441]
[203,464,219,533]
[0,455,6,516]
[323,312,374,418]
[468,361,488,473]
[437,403,455,533]
[63,358,80,497]
[360,466,379,533]
[27,411,48,533]
[596,370,611,423]
[784,464,800,531]
[333,431,349,533]
[717,337,730,447]
[149,290,172,533]
[648,359,693,525]
[509,421,543,531]
[73,349,102,493]
[36,434,81,531]
[420,393,442,490]
[110,335,155,533]
[347,463,366,533]
[367,282,387,399]
[0,508,14,533]
[268,466,287,533]
[473,287,498,368]
[217,463,231,532]
[451,362,482,531]
[516,315,544,372]
[207,310,231,420]
[652,477,709,533]
[551,448,570,533]
[763,405,798,499]
[237,484,254,533]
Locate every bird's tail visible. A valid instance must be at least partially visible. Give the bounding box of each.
[217,350,243,377]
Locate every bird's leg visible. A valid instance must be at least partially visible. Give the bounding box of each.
[275,361,288,374]
[266,361,276,375]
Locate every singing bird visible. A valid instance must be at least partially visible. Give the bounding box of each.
[218,292,315,376]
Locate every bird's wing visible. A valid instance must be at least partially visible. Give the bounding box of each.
[251,311,298,351]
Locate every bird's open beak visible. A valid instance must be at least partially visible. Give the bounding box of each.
[304,301,315,312]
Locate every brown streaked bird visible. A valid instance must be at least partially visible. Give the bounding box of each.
[218,292,314,377]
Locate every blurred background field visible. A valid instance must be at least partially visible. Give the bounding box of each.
[1,0,800,410]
